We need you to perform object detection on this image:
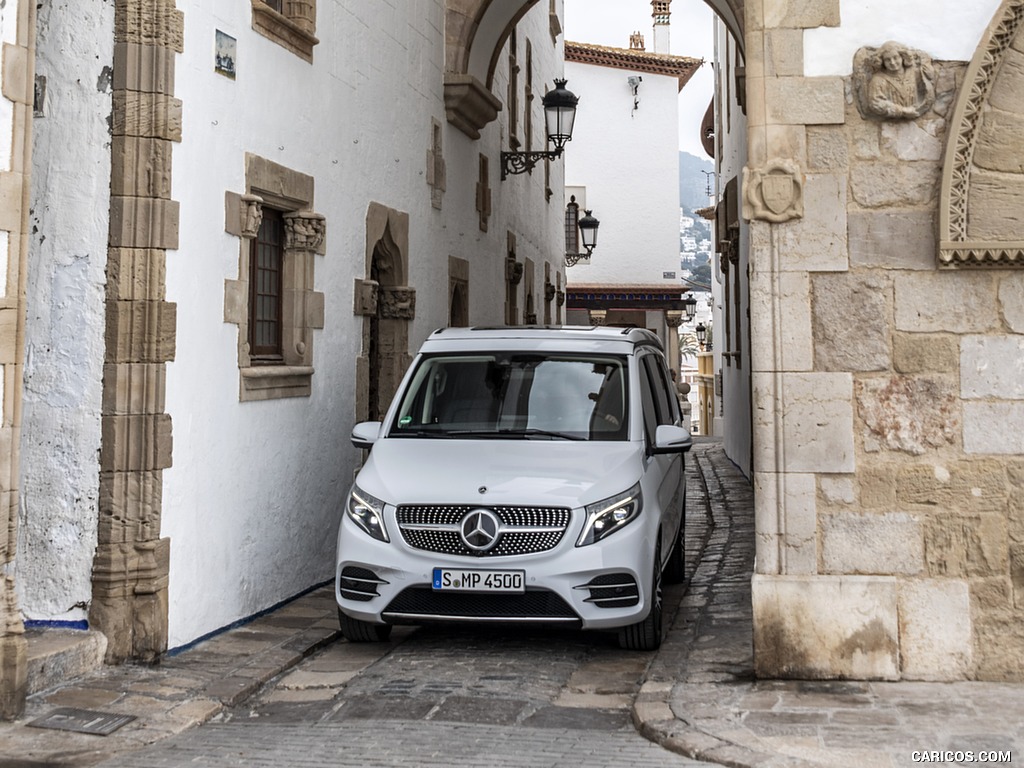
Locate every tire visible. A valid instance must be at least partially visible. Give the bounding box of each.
[618,543,663,651]
[338,608,392,642]
[664,521,686,585]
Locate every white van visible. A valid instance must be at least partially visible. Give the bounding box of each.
[335,326,692,650]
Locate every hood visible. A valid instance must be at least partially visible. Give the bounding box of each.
[355,438,643,509]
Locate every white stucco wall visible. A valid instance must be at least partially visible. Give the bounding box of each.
[0,0,18,303]
[164,1,565,647]
[563,59,681,285]
[804,0,1003,76]
[18,0,114,622]
[713,18,751,476]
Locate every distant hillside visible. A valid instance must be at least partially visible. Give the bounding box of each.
[679,151,714,212]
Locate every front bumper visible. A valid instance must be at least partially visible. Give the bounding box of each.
[335,508,656,630]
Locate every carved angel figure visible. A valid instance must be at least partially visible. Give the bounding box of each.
[854,42,936,121]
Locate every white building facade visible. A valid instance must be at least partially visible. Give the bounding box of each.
[562,8,701,377]
[2,0,574,715]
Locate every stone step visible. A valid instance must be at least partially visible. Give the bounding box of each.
[25,628,107,696]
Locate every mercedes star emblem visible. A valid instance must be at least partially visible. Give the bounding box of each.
[460,509,500,552]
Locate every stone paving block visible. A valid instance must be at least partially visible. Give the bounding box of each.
[428,695,528,725]
[203,676,262,707]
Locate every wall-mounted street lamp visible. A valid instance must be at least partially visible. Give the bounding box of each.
[682,293,697,322]
[501,79,579,180]
[565,203,600,267]
[695,322,708,350]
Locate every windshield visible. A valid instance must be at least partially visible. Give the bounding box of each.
[389,352,629,441]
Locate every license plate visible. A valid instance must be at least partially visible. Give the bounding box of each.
[432,568,525,593]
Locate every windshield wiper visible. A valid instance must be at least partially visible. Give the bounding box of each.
[389,428,453,438]
[446,428,584,441]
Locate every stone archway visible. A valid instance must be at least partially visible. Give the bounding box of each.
[355,203,415,423]
[940,0,1024,267]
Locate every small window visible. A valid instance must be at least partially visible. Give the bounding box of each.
[249,209,284,361]
[565,197,580,254]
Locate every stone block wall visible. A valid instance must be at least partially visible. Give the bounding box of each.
[746,0,1024,681]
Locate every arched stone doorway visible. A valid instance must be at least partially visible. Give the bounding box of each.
[355,203,415,422]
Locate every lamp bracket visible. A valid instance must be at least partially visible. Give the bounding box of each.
[564,250,592,267]
[501,148,562,180]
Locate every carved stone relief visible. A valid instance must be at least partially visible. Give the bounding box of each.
[284,211,326,252]
[743,159,804,223]
[853,41,936,121]
[240,194,263,238]
[379,287,417,320]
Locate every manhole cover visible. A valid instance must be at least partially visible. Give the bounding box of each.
[27,707,136,736]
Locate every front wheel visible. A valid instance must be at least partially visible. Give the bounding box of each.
[618,544,663,651]
[664,521,685,584]
[338,608,392,642]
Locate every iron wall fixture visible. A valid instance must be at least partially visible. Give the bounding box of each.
[565,206,600,267]
[502,79,579,180]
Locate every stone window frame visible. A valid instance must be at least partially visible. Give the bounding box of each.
[251,0,319,64]
[225,154,326,401]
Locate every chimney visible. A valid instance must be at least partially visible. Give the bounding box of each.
[652,0,671,54]
[629,31,645,51]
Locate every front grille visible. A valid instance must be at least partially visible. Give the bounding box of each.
[383,586,580,623]
[396,505,571,557]
[576,573,639,608]
[339,566,388,602]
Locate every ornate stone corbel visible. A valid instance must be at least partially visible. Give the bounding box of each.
[544,282,556,302]
[743,159,804,223]
[240,194,263,239]
[505,257,523,286]
[590,309,607,326]
[379,286,416,319]
[284,211,326,252]
[556,290,565,308]
[665,311,684,328]
[353,279,379,316]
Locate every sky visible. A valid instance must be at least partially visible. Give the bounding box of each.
[562,0,716,158]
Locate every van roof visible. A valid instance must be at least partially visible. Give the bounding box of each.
[422,325,664,352]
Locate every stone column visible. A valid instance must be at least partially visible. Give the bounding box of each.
[91,0,183,663]
[0,0,36,718]
[744,0,905,681]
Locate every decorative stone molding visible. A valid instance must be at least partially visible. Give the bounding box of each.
[505,256,524,285]
[853,42,936,121]
[940,0,1024,268]
[743,159,804,223]
[665,310,684,328]
[92,0,184,664]
[544,281,556,302]
[443,74,502,140]
[251,0,319,63]
[379,287,416,320]
[240,194,263,239]
[590,309,608,326]
[353,279,379,316]
[284,211,325,252]
[225,155,325,401]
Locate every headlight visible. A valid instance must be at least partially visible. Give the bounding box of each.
[576,484,642,547]
[345,486,389,542]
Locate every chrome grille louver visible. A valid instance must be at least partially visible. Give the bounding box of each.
[396,505,571,557]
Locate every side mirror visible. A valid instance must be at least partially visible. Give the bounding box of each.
[652,424,693,454]
[351,421,383,450]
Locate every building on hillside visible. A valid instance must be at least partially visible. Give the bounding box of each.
[1,0,574,717]
[704,0,1024,682]
[560,2,702,379]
